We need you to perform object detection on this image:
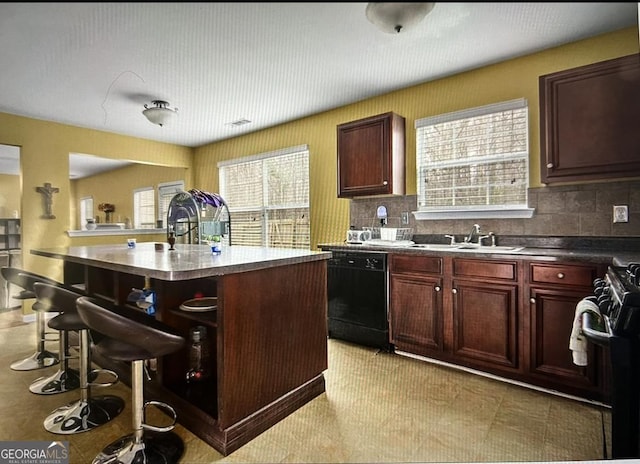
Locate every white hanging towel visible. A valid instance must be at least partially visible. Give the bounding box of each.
[569,298,601,366]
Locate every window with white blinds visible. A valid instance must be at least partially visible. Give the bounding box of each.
[133,187,155,229]
[219,145,310,249]
[79,197,93,229]
[157,181,184,228]
[415,98,533,219]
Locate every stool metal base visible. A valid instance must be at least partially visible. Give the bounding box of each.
[29,368,80,395]
[10,350,59,371]
[91,431,184,464]
[44,395,124,435]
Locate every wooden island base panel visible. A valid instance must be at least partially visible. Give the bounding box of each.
[32,243,332,456]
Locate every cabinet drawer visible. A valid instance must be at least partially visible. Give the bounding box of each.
[453,259,517,282]
[391,254,442,275]
[530,263,597,287]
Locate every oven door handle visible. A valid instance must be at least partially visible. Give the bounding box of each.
[581,311,612,346]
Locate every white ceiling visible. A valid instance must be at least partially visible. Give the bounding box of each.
[0,2,637,177]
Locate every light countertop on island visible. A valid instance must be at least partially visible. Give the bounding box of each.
[31,242,332,281]
[67,227,165,237]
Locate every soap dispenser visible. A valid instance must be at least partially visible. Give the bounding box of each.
[376,205,388,227]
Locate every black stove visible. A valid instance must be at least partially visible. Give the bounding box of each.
[583,263,640,459]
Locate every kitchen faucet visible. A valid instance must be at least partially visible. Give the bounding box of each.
[464,224,481,244]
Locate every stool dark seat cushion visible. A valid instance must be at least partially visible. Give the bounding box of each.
[34,281,84,313]
[76,297,184,361]
[1,268,59,299]
[47,312,85,332]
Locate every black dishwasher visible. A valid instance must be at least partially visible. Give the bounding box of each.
[327,250,390,351]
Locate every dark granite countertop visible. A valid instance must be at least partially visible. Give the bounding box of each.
[32,243,331,281]
[319,235,640,267]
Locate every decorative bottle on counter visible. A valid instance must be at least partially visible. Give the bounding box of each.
[186,326,210,382]
[168,231,176,250]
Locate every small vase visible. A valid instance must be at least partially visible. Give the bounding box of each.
[168,232,176,250]
[86,219,96,230]
[105,211,113,223]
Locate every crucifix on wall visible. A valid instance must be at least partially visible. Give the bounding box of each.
[36,182,60,219]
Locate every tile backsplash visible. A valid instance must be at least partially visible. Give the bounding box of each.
[349,179,640,238]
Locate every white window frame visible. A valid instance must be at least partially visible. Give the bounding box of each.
[157,180,185,229]
[218,144,310,249]
[133,186,156,229]
[414,98,534,220]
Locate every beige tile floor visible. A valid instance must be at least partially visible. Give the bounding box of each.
[0,309,610,463]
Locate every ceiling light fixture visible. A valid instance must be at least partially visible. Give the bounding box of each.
[142,100,177,127]
[365,2,435,34]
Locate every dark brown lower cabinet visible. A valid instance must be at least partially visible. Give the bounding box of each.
[389,253,609,403]
[389,272,443,357]
[452,278,519,373]
[526,261,609,403]
[390,255,520,376]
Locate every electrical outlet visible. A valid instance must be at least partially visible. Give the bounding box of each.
[401,211,410,225]
[613,205,629,223]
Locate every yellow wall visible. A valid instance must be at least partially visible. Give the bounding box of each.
[0,174,20,217]
[71,164,188,229]
[193,27,639,248]
[0,113,193,280]
[0,27,637,279]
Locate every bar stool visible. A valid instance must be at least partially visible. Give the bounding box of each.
[77,296,185,464]
[2,267,61,371]
[41,285,125,434]
[29,282,84,394]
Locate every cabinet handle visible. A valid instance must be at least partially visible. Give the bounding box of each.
[547,163,554,169]
[382,180,388,186]
[434,286,441,292]
[557,272,565,279]
[452,288,457,294]
[530,297,536,304]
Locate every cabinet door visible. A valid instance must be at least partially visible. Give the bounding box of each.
[389,273,443,357]
[337,112,405,197]
[526,261,608,402]
[540,53,640,183]
[528,286,603,399]
[451,279,519,372]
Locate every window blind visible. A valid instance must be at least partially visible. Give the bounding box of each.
[219,145,310,249]
[80,197,93,229]
[415,99,529,211]
[134,187,155,229]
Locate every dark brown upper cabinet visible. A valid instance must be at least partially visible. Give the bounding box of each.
[337,112,405,197]
[539,54,640,184]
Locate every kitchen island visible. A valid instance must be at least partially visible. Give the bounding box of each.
[31,242,331,456]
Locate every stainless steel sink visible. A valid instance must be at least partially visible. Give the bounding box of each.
[459,245,525,253]
[409,244,459,250]
[409,243,525,253]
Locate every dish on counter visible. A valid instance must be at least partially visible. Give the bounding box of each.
[179,297,218,312]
